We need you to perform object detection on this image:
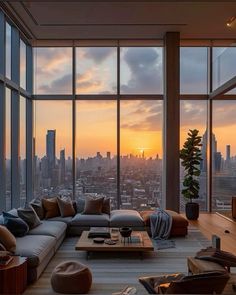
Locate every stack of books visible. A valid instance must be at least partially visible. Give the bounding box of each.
[88,227,111,238]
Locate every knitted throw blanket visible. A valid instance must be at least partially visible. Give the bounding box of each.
[150,209,172,240]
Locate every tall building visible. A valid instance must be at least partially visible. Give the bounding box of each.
[226,145,231,161]
[107,152,111,160]
[59,149,66,184]
[201,130,217,173]
[46,130,56,169]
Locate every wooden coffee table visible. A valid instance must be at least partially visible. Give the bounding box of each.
[75,230,154,259]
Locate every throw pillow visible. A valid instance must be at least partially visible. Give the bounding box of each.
[102,197,111,215]
[0,225,16,252]
[17,206,41,229]
[3,212,29,237]
[57,197,76,217]
[30,198,45,220]
[42,197,60,219]
[83,196,104,215]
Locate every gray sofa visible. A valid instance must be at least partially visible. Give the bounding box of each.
[0,203,188,284]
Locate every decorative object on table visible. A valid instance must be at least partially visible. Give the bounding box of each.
[93,237,105,244]
[180,129,202,220]
[88,227,111,238]
[119,227,132,244]
[51,261,92,294]
[104,239,117,245]
[110,228,119,241]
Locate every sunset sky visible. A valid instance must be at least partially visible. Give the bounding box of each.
[18,46,236,160]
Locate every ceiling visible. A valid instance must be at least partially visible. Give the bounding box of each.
[2,1,236,41]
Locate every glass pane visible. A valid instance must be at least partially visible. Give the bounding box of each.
[213,47,236,91]
[6,88,11,211]
[180,100,208,211]
[20,96,26,206]
[120,100,163,210]
[76,47,117,94]
[76,101,117,208]
[34,101,72,198]
[120,47,163,94]
[20,40,26,89]
[212,101,236,215]
[34,47,72,94]
[5,22,11,79]
[180,47,208,94]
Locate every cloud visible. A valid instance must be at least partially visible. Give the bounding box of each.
[120,48,163,94]
[213,101,236,127]
[121,100,162,131]
[180,48,207,93]
[180,101,207,127]
[38,74,72,94]
[82,47,115,63]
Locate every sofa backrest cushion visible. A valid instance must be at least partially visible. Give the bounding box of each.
[0,225,16,252]
[102,197,111,215]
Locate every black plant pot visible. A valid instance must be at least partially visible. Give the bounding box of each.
[185,202,199,220]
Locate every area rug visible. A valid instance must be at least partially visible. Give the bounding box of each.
[153,238,175,250]
[25,227,212,295]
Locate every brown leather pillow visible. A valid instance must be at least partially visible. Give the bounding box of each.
[42,197,60,219]
[0,225,16,253]
[83,196,104,215]
[57,197,76,217]
[102,197,111,215]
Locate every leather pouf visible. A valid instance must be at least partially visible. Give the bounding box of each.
[51,261,92,294]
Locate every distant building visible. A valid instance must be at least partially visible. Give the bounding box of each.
[226,145,231,162]
[46,130,56,169]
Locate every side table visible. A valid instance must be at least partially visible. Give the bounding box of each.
[0,256,27,294]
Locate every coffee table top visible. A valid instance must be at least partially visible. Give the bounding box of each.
[75,230,154,252]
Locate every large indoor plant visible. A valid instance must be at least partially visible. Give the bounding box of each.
[180,129,202,220]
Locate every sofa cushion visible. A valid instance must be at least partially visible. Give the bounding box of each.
[110,210,144,227]
[83,196,104,215]
[28,220,67,240]
[57,196,76,217]
[47,216,73,224]
[0,225,16,252]
[15,235,56,268]
[71,213,110,227]
[3,212,29,237]
[17,206,42,229]
[42,197,60,219]
[30,198,45,220]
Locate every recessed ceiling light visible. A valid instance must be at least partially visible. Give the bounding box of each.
[227,16,236,27]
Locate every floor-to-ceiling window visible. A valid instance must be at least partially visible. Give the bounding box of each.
[33,44,163,210]
[180,46,208,211]
[0,10,31,212]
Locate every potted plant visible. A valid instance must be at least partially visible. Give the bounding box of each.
[180,129,202,220]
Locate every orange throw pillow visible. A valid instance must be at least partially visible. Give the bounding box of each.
[0,225,16,253]
[42,197,60,219]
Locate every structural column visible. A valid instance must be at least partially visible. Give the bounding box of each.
[26,44,33,201]
[163,32,180,212]
[0,10,5,211]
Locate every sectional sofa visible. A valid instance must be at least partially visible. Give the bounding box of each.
[0,201,188,284]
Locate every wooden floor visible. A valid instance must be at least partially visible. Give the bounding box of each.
[188,213,236,255]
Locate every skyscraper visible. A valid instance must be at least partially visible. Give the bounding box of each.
[59,149,66,184]
[46,130,56,169]
[226,145,231,161]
